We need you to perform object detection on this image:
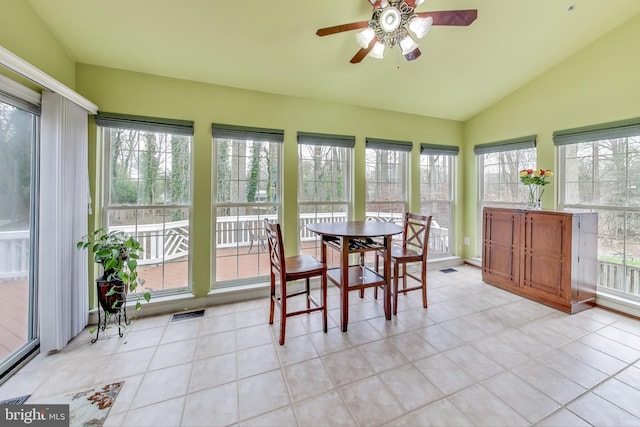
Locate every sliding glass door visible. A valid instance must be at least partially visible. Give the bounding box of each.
[0,91,39,380]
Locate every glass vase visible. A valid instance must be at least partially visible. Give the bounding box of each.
[526,184,539,209]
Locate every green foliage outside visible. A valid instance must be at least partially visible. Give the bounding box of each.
[246,141,262,202]
[0,104,33,229]
[110,130,191,207]
[600,256,640,267]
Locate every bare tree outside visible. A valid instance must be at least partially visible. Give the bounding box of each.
[420,154,455,258]
[213,137,280,285]
[105,126,192,292]
[365,147,407,220]
[0,103,33,231]
[298,142,351,259]
[561,136,640,297]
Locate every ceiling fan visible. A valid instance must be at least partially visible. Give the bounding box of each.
[316,0,477,64]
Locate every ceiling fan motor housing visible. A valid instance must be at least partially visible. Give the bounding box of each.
[380,6,402,32]
[371,1,416,48]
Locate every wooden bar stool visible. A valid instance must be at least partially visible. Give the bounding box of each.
[265,219,328,345]
[375,212,432,314]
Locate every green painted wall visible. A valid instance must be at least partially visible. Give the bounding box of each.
[75,64,463,298]
[462,13,640,260]
[0,0,76,89]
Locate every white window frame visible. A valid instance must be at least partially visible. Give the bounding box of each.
[365,138,411,222]
[0,77,41,376]
[555,118,640,304]
[419,144,458,258]
[475,136,537,257]
[98,113,194,296]
[297,132,353,260]
[212,124,283,288]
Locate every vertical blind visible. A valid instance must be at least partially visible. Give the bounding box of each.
[39,92,90,353]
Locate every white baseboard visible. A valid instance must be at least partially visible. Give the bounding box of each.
[88,284,271,325]
[596,292,640,319]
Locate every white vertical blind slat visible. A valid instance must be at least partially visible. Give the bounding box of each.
[39,91,89,353]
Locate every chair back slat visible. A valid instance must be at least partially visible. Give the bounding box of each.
[265,219,286,280]
[402,212,432,259]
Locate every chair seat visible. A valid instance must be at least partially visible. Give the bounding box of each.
[285,254,325,279]
[387,246,422,262]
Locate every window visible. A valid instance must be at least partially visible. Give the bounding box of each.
[298,132,353,260]
[475,136,537,256]
[0,80,39,377]
[420,144,458,258]
[96,113,194,294]
[212,124,282,287]
[365,138,412,222]
[556,118,640,302]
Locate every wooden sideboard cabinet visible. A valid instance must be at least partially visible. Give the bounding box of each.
[482,207,598,314]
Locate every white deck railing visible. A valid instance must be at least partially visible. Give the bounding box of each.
[0,213,450,279]
[0,231,29,280]
[112,220,190,266]
[599,260,640,296]
[8,218,640,295]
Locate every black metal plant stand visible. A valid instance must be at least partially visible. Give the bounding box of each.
[92,279,130,343]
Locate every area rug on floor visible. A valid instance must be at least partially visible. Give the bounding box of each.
[0,394,30,404]
[31,381,124,427]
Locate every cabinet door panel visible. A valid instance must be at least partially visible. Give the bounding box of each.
[483,209,520,288]
[525,254,564,296]
[522,213,570,301]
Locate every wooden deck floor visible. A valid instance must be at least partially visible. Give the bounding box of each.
[0,279,28,361]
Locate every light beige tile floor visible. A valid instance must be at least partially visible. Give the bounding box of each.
[2,265,640,426]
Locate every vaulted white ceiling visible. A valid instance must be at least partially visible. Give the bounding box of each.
[27,0,640,121]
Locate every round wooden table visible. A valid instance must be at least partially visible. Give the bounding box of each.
[306,221,402,331]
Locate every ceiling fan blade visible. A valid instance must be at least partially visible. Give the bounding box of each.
[350,38,376,64]
[404,48,421,62]
[316,21,370,37]
[417,9,478,26]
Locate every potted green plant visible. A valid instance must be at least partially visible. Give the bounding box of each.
[77,228,151,339]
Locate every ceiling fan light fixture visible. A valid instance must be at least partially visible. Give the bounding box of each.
[408,16,433,39]
[379,7,402,32]
[370,42,386,59]
[399,35,419,55]
[355,27,376,49]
